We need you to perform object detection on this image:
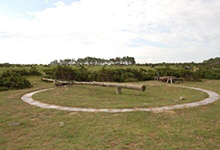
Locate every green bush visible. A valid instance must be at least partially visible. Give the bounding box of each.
[0,71,32,91]
[11,67,41,76]
[12,69,29,76]
[74,66,93,81]
[43,68,55,78]
[54,65,76,81]
[47,66,96,81]
[141,69,157,80]
[0,86,8,91]
[29,67,42,76]
[155,67,200,81]
[44,65,220,83]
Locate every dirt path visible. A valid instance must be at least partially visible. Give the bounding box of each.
[21,85,219,113]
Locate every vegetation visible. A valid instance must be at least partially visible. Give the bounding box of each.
[0,57,219,83]
[203,57,220,65]
[44,65,95,81]
[0,77,220,149]
[50,56,136,66]
[11,67,42,76]
[43,65,220,82]
[0,70,32,91]
[45,57,220,81]
[0,57,219,149]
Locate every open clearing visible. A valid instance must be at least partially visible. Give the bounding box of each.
[33,83,208,108]
[1,76,220,149]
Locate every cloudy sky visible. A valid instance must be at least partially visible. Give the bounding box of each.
[0,0,219,64]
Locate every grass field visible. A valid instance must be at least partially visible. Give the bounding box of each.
[33,83,208,108]
[0,76,220,149]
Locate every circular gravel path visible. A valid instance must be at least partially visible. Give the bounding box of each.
[21,85,219,113]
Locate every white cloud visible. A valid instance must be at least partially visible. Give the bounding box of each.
[53,1,65,7]
[25,11,38,16]
[0,0,220,64]
[16,12,23,17]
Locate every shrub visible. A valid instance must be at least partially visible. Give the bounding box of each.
[96,67,146,82]
[54,65,76,81]
[43,68,55,78]
[0,71,32,91]
[0,86,8,91]
[29,67,42,76]
[44,65,220,83]
[74,66,93,81]
[11,67,41,76]
[155,67,200,81]
[12,69,29,76]
[141,69,157,80]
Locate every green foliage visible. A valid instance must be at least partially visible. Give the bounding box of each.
[0,63,11,67]
[0,86,8,91]
[43,62,220,82]
[195,68,220,79]
[74,66,94,81]
[155,67,200,81]
[0,71,32,91]
[43,68,55,78]
[29,67,42,76]
[11,67,41,76]
[48,66,156,82]
[50,65,94,81]
[50,56,136,66]
[54,66,76,81]
[203,57,220,65]
[140,69,157,80]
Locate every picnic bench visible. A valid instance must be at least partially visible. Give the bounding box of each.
[154,76,185,83]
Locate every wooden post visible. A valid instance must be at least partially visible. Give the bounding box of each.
[116,87,122,94]
[183,78,185,82]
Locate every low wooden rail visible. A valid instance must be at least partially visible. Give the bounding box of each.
[42,78,146,94]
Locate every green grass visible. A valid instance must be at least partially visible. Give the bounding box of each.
[0,76,220,149]
[33,82,208,108]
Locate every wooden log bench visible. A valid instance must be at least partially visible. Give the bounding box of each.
[42,78,146,94]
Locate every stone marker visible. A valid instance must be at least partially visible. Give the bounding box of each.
[179,96,186,100]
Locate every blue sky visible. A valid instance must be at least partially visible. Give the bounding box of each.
[0,0,78,18]
[0,0,219,64]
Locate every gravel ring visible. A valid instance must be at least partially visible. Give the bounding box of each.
[21,85,219,113]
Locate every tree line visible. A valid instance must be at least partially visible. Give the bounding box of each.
[0,57,219,68]
[49,56,136,66]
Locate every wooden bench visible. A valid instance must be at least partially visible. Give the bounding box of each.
[154,76,185,83]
